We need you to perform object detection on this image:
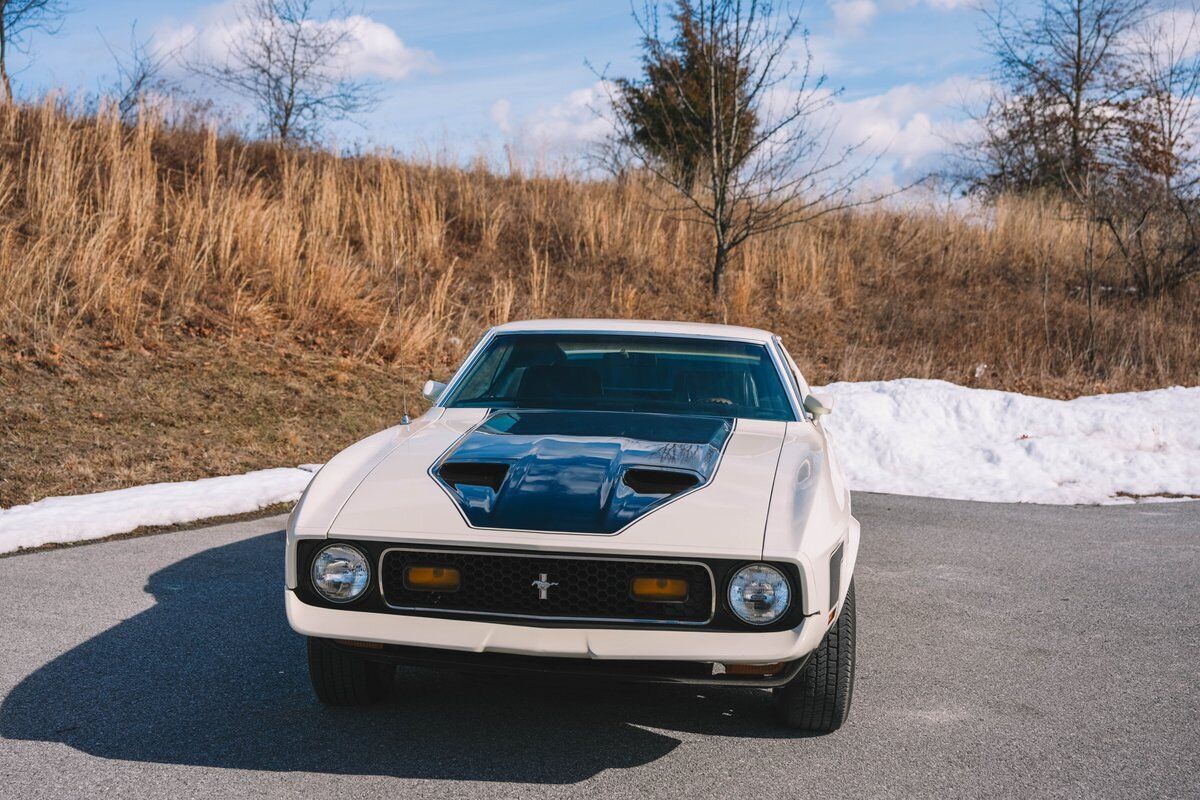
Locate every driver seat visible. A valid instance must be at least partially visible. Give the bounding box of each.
[672,369,757,407]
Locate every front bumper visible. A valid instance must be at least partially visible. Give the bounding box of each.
[320,639,811,687]
[286,589,828,663]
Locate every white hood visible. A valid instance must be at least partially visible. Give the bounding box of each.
[325,408,786,560]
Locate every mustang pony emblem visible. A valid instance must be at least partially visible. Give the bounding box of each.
[531,573,559,600]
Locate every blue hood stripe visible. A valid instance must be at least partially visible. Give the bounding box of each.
[431,410,733,534]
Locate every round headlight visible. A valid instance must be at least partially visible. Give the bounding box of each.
[727,563,791,625]
[310,544,370,603]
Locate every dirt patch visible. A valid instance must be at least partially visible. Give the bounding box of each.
[0,337,430,508]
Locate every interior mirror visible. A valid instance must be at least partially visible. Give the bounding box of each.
[804,393,833,419]
[422,379,447,402]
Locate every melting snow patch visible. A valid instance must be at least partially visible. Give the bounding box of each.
[818,379,1200,505]
[0,467,313,554]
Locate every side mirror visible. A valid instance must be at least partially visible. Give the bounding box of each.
[804,393,833,419]
[422,379,447,402]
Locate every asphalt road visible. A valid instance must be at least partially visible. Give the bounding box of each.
[0,493,1197,799]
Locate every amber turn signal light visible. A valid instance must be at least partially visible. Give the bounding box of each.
[630,576,688,602]
[403,565,461,591]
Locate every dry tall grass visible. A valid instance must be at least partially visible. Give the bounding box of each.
[1,99,1196,396]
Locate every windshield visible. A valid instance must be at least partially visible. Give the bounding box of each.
[442,333,796,421]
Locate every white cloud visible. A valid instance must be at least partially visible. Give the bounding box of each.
[826,75,990,193]
[157,1,433,82]
[832,0,879,34]
[805,33,844,73]
[1136,6,1200,60]
[490,74,986,192]
[505,81,616,162]
[836,77,984,161]
[753,74,988,194]
[490,98,513,134]
[920,0,974,9]
[335,16,434,81]
[831,0,971,36]
[885,0,975,11]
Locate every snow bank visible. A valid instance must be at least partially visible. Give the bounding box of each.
[0,467,315,554]
[2,380,1197,554]
[818,379,1200,505]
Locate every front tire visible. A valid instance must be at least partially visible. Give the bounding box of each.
[306,637,395,706]
[774,579,856,732]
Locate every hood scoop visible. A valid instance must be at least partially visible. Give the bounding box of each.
[438,461,509,492]
[621,468,700,496]
[433,410,731,534]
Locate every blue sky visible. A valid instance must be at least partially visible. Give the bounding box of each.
[8,1,993,185]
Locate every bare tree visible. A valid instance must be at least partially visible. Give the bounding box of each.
[104,23,175,124]
[1125,5,1200,188]
[607,0,883,294]
[969,0,1149,195]
[191,0,378,144]
[0,0,69,102]
[1096,5,1200,296]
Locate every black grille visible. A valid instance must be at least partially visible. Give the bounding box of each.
[380,549,714,624]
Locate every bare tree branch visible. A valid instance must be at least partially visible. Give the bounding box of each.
[0,0,69,102]
[188,0,379,145]
[103,22,178,124]
[1097,3,1200,296]
[964,0,1150,195]
[605,0,897,294]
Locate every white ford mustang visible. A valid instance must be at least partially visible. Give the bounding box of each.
[286,319,860,731]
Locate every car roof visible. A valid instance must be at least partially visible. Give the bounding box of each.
[489,319,777,344]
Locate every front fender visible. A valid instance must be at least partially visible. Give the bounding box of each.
[761,421,858,617]
[284,418,417,588]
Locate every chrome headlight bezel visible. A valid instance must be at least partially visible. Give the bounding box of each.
[310,543,371,603]
[727,563,792,625]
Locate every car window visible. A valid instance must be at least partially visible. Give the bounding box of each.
[442,333,797,422]
[775,340,812,398]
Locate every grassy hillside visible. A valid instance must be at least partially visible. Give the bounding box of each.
[1,100,1197,505]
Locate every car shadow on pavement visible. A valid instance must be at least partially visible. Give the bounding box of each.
[0,531,801,784]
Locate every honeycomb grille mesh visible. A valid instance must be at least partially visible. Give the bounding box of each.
[380,549,713,624]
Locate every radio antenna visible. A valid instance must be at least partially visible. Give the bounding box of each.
[401,391,412,425]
